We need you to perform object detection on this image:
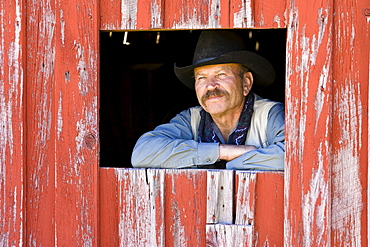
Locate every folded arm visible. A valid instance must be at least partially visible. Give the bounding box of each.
[225,103,285,170]
[131,109,219,168]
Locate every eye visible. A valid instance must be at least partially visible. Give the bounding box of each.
[217,72,227,77]
[196,76,206,82]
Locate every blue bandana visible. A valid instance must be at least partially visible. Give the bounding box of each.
[198,92,254,145]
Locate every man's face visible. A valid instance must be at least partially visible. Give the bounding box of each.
[194,63,253,118]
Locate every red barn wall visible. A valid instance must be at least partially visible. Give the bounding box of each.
[0,0,368,246]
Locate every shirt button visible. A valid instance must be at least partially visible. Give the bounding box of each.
[206,158,211,163]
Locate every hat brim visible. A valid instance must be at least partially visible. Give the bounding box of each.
[174,51,275,90]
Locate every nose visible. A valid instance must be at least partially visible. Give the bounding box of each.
[206,77,219,90]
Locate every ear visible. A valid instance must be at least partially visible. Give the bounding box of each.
[242,72,254,96]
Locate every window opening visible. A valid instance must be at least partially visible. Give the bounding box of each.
[100,29,286,168]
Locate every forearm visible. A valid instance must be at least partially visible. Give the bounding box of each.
[219,144,257,161]
[226,142,285,170]
[131,133,219,168]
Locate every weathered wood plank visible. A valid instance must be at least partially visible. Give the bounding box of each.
[285,0,334,245]
[251,0,287,28]
[99,0,287,30]
[101,169,284,246]
[100,168,166,246]
[230,0,287,28]
[100,168,208,246]
[53,0,99,245]
[99,168,121,246]
[164,169,207,246]
[330,1,369,246]
[284,0,368,246]
[206,224,253,247]
[206,170,234,224]
[146,169,166,246]
[234,172,257,225]
[164,0,223,29]
[0,0,25,245]
[26,0,57,245]
[100,0,164,30]
[251,172,284,246]
[115,169,153,246]
[235,171,284,246]
[284,1,334,244]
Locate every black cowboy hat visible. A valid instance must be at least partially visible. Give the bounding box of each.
[174,30,275,90]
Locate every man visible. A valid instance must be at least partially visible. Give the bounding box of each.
[131,30,284,170]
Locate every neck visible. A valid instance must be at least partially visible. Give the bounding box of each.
[211,108,243,141]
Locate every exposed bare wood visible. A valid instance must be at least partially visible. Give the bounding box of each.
[99,0,287,30]
[0,0,25,245]
[116,169,153,246]
[24,0,99,245]
[234,172,256,225]
[206,224,253,247]
[285,0,369,246]
[206,170,234,224]
[331,1,369,245]
[53,0,99,244]
[100,169,283,246]
[0,0,369,245]
[26,0,57,244]
[146,169,165,246]
[163,169,208,246]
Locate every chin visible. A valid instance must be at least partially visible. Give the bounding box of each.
[204,106,227,116]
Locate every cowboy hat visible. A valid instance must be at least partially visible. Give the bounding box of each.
[174,30,275,90]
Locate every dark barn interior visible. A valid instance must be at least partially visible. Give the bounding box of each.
[99,29,286,167]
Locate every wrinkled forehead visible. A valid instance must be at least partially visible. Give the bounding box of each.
[194,63,243,75]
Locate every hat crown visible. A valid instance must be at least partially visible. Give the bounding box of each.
[193,31,246,65]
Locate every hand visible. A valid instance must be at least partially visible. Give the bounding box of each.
[219,144,257,161]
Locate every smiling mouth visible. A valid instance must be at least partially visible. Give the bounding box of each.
[207,95,223,100]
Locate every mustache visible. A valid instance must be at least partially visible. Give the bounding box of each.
[201,88,229,102]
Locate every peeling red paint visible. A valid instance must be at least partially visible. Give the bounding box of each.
[100,169,283,246]
[0,0,369,245]
[0,3,25,245]
[100,0,287,30]
[285,0,369,246]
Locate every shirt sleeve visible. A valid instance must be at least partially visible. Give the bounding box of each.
[226,103,285,170]
[131,108,219,168]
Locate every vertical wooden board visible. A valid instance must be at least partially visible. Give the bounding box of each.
[330,1,369,245]
[115,169,155,246]
[285,0,334,246]
[100,0,124,30]
[53,0,99,245]
[229,0,254,28]
[100,0,163,30]
[146,169,166,246]
[164,169,207,246]
[206,170,234,224]
[234,172,257,225]
[0,0,25,245]
[99,168,121,246]
[206,224,253,247]
[253,172,284,246]
[252,0,287,28]
[25,0,57,245]
[136,0,163,29]
[229,0,286,28]
[163,0,222,29]
[100,168,166,246]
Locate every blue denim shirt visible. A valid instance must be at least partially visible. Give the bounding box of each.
[131,97,285,170]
